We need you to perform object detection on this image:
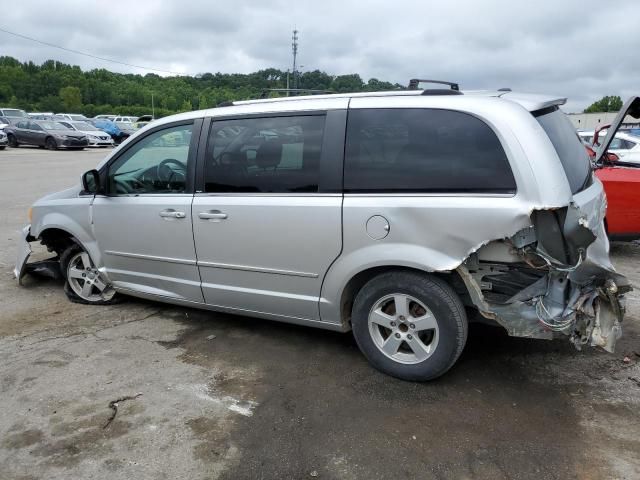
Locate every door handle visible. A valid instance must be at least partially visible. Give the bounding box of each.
[198,211,228,220]
[159,209,186,219]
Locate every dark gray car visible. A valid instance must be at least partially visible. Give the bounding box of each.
[5,120,88,150]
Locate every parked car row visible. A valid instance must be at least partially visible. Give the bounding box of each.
[0,107,156,150]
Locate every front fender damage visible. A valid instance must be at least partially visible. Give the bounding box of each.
[457,200,629,353]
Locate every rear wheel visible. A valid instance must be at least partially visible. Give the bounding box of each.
[45,137,57,150]
[351,271,467,381]
[61,245,120,305]
[7,134,18,147]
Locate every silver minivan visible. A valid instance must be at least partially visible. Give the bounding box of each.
[15,82,634,381]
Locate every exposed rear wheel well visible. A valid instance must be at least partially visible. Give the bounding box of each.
[339,266,468,329]
[39,228,77,256]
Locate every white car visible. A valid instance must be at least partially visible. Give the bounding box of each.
[57,121,114,147]
[578,130,640,163]
[55,113,89,122]
[113,116,137,123]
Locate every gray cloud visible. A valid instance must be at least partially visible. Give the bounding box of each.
[1,0,638,111]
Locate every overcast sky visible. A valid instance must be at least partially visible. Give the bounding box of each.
[2,0,638,111]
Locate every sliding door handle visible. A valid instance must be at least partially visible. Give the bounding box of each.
[159,209,186,219]
[198,211,228,220]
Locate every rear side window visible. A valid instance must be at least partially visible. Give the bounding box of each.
[344,109,516,193]
[535,107,591,194]
[205,115,325,193]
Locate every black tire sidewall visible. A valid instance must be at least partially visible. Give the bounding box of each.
[46,137,57,150]
[352,271,467,381]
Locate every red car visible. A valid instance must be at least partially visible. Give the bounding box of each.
[586,98,640,239]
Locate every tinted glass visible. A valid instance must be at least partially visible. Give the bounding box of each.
[71,121,95,130]
[344,109,516,193]
[2,109,27,118]
[108,124,193,194]
[38,121,70,130]
[535,108,591,194]
[205,115,325,193]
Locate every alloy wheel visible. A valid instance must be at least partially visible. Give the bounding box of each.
[66,251,116,302]
[367,293,439,364]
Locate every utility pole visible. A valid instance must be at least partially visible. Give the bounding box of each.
[291,29,299,89]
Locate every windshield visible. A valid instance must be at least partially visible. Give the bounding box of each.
[535,107,591,194]
[70,121,95,130]
[69,115,87,121]
[39,121,71,131]
[3,109,27,118]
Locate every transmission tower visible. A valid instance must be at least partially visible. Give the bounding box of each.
[292,29,299,89]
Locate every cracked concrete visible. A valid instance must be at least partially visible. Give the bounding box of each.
[1,148,640,479]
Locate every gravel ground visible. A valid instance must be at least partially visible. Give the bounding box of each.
[0,147,639,479]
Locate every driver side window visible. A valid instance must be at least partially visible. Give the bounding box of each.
[108,123,193,195]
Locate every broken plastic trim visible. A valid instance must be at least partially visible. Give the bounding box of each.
[457,205,629,352]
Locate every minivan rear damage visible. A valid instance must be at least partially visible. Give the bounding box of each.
[457,196,629,352]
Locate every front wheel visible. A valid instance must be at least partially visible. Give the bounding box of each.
[7,134,18,147]
[45,137,57,150]
[351,271,467,381]
[60,245,120,305]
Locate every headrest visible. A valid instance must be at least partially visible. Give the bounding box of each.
[255,141,283,169]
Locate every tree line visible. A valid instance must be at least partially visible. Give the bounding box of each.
[0,56,403,118]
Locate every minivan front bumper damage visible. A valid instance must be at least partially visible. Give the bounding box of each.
[457,195,629,353]
[14,225,33,286]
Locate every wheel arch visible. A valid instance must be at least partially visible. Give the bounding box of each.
[332,264,468,331]
[32,216,103,270]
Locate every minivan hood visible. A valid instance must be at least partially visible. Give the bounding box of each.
[34,185,83,205]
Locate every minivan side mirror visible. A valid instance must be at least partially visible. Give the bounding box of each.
[82,169,102,194]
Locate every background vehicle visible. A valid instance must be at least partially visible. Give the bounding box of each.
[0,108,28,119]
[94,114,117,121]
[0,130,7,149]
[579,130,640,163]
[585,122,640,239]
[133,114,154,129]
[113,116,137,123]
[57,120,114,147]
[0,116,12,129]
[5,120,88,150]
[15,85,630,381]
[92,119,130,144]
[54,113,89,122]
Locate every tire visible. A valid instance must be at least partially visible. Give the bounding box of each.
[60,244,121,305]
[7,134,18,148]
[45,137,57,150]
[0,146,5,150]
[351,271,467,381]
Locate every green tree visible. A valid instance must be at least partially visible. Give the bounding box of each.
[38,95,64,113]
[584,96,623,113]
[0,56,403,119]
[59,86,83,111]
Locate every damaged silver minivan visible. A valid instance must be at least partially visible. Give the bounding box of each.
[14,81,634,381]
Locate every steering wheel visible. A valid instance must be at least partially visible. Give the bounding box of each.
[157,158,187,189]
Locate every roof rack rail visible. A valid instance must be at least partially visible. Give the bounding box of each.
[259,88,334,99]
[408,78,460,91]
[216,101,234,107]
